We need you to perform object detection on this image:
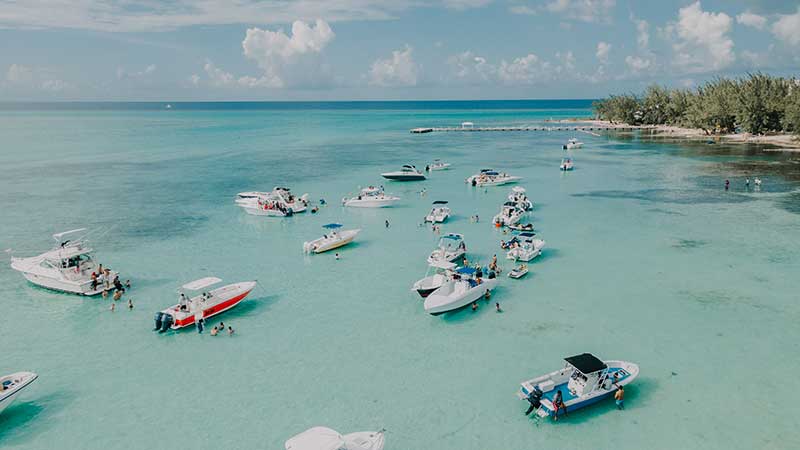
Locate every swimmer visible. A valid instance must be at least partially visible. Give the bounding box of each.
[210,326,219,336]
[335,253,340,260]
[113,290,122,301]
[110,302,115,312]
[484,289,491,300]
[472,302,478,312]
[128,299,133,310]
[496,302,502,312]
[228,326,235,336]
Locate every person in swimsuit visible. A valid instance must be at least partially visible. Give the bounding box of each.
[615,385,625,410]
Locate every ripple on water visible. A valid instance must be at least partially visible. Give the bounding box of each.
[671,238,708,249]
[573,188,755,205]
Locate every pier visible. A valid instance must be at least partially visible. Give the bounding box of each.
[410,125,645,134]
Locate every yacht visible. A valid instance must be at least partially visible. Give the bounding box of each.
[506,232,545,262]
[427,233,466,264]
[560,158,574,171]
[424,201,451,223]
[342,186,400,208]
[517,353,639,419]
[563,138,584,150]
[466,169,522,187]
[285,426,385,450]
[303,224,361,254]
[381,164,426,181]
[508,186,533,211]
[0,372,38,415]
[493,202,525,227]
[412,260,457,298]
[10,229,119,296]
[154,277,257,332]
[426,159,451,171]
[424,267,498,315]
[236,187,308,216]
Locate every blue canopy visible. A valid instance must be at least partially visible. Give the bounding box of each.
[433,200,449,204]
[442,233,463,240]
[322,223,343,229]
[485,171,499,175]
[456,267,476,275]
[519,232,536,237]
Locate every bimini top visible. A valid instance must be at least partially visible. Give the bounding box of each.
[565,353,607,374]
[456,267,476,275]
[402,164,417,170]
[484,171,499,176]
[433,200,449,205]
[441,233,463,240]
[518,232,536,238]
[322,223,343,229]
[430,260,457,270]
[503,201,518,207]
[480,168,494,173]
[182,277,222,291]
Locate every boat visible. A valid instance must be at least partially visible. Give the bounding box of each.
[303,224,361,254]
[0,372,38,415]
[493,202,525,227]
[424,267,498,315]
[517,353,639,419]
[466,169,522,187]
[508,186,533,211]
[560,158,574,171]
[411,260,457,298]
[342,186,400,208]
[153,277,256,332]
[507,223,534,232]
[10,229,119,296]
[563,138,584,150]
[424,200,451,223]
[426,159,451,171]
[285,426,385,450]
[506,232,545,262]
[427,233,466,264]
[381,164,426,181]
[508,264,529,279]
[236,187,309,216]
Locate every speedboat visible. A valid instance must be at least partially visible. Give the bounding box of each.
[427,233,466,264]
[342,186,400,208]
[507,223,534,232]
[466,169,522,187]
[493,202,525,227]
[508,264,529,279]
[10,229,119,296]
[426,159,451,171]
[0,372,38,415]
[381,164,426,181]
[560,158,574,171]
[424,201,451,223]
[285,426,385,450]
[508,186,533,211]
[517,353,639,419]
[424,267,498,315]
[154,277,256,332]
[236,187,309,216]
[412,260,457,298]
[303,224,360,254]
[506,232,545,262]
[563,138,584,150]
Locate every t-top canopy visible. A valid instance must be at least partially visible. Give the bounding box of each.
[52,228,87,241]
[429,260,457,270]
[503,201,518,207]
[565,353,607,374]
[433,200,449,205]
[480,168,494,173]
[322,223,343,229]
[441,233,463,240]
[485,171,499,175]
[456,267,476,275]
[182,277,222,291]
[518,232,536,238]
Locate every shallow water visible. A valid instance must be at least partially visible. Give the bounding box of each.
[1,102,799,450]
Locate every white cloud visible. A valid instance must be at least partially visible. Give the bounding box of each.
[772,9,800,46]
[736,11,767,30]
[596,41,611,63]
[509,5,537,15]
[368,46,419,87]
[203,61,236,87]
[669,1,735,72]
[630,15,649,49]
[117,64,156,80]
[442,0,492,10]
[545,0,616,24]
[189,74,200,86]
[447,51,495,83]
[5,63,70,93]
[497,54,553,85]
[6,64,32,83]
[41,79,67,92]
[625,55,652,73]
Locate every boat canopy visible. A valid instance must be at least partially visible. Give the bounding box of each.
[402,164,416,170]
[274,187,290,191]
[430,260,457,270]
[433,200,449,205]
[564,353,607,374]
[519,232,536,238]
[182,277,222,291]
[441,233,463,240]
[456,267,476,275]
[480,169,494,173]
[503,201,518,207]
[284,427,344,450]
[322,223,343,229]
[512,186,526,193]
[485,171,499,175]
[52,228,87,241]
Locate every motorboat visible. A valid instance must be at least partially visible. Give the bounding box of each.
[424,267,498,315]
[426,159,451,171]
[303,224,361,254]
[509,264,529,279]
[506,232,545,262]
[236,187,309,216]
[507,223,535,232]
[10,229,119,296]
[0,372,38,415]
[342,186,400,208]
[412,260,457,298]
[563,138,584,150]
[517,353,639,419]
[493,202,525,227]
[381,164,426,181]
[154,277,256,332]
[285,426,385,450]
[466,169,522,187]
[560,158,574,171]
[424,201,451,223]
[508,186,533,211]
[427,233,466,264]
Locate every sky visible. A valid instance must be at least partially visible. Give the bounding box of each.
[0,0,799,101]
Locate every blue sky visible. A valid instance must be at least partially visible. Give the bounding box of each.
[1,0,798,100]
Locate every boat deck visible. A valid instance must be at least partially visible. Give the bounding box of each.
[540,366,631,405]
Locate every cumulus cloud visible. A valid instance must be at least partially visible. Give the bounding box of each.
[442,0,492,10]
[736,11,767,30]
[447,51,495,83]
[5,63,70,93]
[509,5,537,15]
[596,41,611,63]
[772,9,800,46]
[117,64,156,80]
[368,46,419,87]
[497,54,553,85]
[668,2,735,73]
[625,55,652,73]
[630,15,649,49]
[6,64,33,83]
[545,0,616,24]
[203,61,236,87]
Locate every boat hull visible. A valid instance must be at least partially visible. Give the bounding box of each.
[425,278,498,315]
[381,174,426,181]
[344,198,399,208]
[304,229,361,254]
[162,281,257,330]
[0,372,38,415]
[16,269,118,296]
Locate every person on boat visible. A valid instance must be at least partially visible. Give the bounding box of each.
[91,273,98,291]
[475,266,483,278]
[614,385,625,410]
[179,293,188,310]
[524,386,543,415]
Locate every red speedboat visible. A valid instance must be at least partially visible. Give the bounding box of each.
[154,277,256,332]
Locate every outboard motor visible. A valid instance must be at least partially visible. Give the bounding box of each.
[154,312,164,331]
[563,144,568,150]
[159,314,174,333]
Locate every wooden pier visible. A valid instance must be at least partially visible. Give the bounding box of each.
[410,125,644,134]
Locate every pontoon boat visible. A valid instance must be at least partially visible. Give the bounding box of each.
[303,224,360,254]
[427,233,466,264]
[381,164,426,181]
[424,267,498,315]
[153,277,256,332]
[285,426,385,450]
[0,372,38,415]
[424,201,451,223]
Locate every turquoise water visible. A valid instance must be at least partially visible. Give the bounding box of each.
[1,102,799,449]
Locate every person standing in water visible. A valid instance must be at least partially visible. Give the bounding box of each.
[725,179,730,191]
[385,219,390,228]
[615,385,625,410]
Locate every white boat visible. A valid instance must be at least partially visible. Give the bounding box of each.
[506,232,545,262]
[154,277,257,332]
[381,164,426,181]
[303,224,361,254]
[508,186,533,211]
[10,229,119,296]
[517,353,639,419]
[412,260,457,298]
[424,200,451,223]
[285,426,385,450]
[493,202,525,227]
[560,158,574,171]
[424,266,498,315]
[507,223,535,232]
[508,264,529,279]
[426,159,451,171]
[563,138,584,150]
[236,187,309,216]
[0,372,38,415]
[342,186,400,208]
[427,233,466,264]
[466,169,522,187]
